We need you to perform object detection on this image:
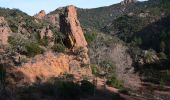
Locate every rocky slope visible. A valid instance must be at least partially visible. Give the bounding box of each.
[3,6,92,87]
[0,0,170,99]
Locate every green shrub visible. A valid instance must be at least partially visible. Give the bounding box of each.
[106,75,124,89]
[91,64,98,75]
[9,24,18,33]
[84,33,96,44]
[8,35,28,53]
[39,36,49,47]
[8,35,44,57]
[51,44,66,53]
[25,42,44,57]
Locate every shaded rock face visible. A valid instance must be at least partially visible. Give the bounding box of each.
[0,17,12,45]
[60,6,87,48]
[34,10,46,19]
[121,0,137,5]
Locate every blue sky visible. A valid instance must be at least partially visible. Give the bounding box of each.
[0,0,147,16]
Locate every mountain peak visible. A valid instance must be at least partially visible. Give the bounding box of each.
[34,10,46,19]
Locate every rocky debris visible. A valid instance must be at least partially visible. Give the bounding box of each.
[0,17,12,45]
[60,5,90,66]
[121,0,137,5]
[34,10,46,19]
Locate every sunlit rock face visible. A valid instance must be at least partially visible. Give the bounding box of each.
[60,5,87,48]
[34,10,46,19]
[60,5,90,65]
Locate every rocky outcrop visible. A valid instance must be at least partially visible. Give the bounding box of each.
[121,0,137,5]
[60,5,87,48]
[34,10,46,19]
[60,6,90,66]
[40,26,53,39]
[45,14,60,30]
[0,17,12,45]
[39,25,54,46]
[6,52,92,85]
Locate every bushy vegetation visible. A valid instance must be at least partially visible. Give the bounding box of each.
[8,34,44,57]
[25,42,44,57]
[106,75,124,89]
[84,32,96,44]
[51,44,66,53]
[16,79,91,100]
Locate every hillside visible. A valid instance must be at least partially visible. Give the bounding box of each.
[0,0,170,100]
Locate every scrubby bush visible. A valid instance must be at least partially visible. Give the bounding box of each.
[25,42,44,57]
[106,75,124,89]
[84,32,96,44]
[91,64,98,75]
[8,35,44,57]
[51,44,66,53]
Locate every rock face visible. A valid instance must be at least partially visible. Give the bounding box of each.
[121,0,137,5]
[0,17,12,45]
[34,10,46,19]
[60,6,90,65]
[45,14,60,30]
[60,5,87,48]
[7,52,92,85]
[39,25,54,46]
